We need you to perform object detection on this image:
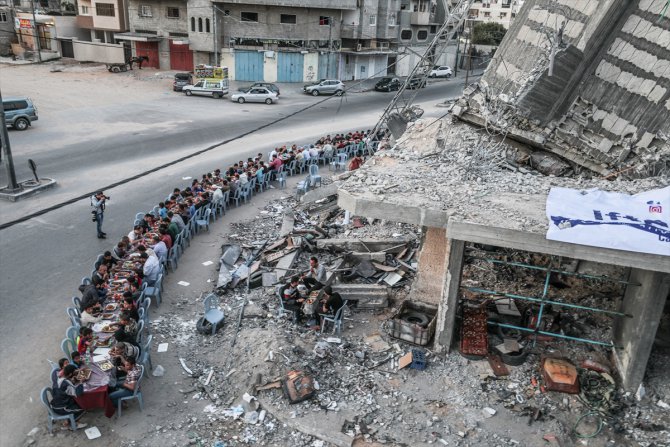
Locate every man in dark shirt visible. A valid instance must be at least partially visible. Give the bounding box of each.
[321,286,344,315]
[78,277,106,312]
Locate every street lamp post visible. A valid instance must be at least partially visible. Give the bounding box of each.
[0,90,22,192]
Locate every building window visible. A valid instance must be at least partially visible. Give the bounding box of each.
[430,25,437,34]
[191,17,195,31]
[388,13,395,26]
[417,30,428,40]
[483,11,491,17]
[80,5,88,14]
[198,17,202,32]
[206,18,210,32]
[241,11,258,22]
[511,12,516,18]
[500,12,507,18]
[369,14,376,26]
[0,11,7,22]
[167,7,179,18]
[139,5,151,17]
[96,3,115,17]
[280,14,296,24]
[319,16,330,25]
[400,29,412,40]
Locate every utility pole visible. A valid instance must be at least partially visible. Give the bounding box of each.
[213,5,218,65]
[328,17,333,79]
[0,89,22,192]
[464,20,473,86]
[454,30,459,77]
[31,0,42,63]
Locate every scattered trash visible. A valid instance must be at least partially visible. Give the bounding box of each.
[202,261,214,266]
[152,365,165,377]
[177,281,190,286]
[157,343,169,353]
[84,427,101,440]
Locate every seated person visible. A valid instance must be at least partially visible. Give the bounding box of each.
[141,252,161,287]
[302,256,326,291]
[109,341,140,374]
[78,277,105,313]
[112,241,127,261]
[70,351,83,369]
[280,276,305,317]
[102,251,118,270]
[77,327,94,355]
[55,358,70,386]
[113,312,139,345]
[121,294,140,322]
[320,286,344,316]
[51,365,87,429]
[109,356,142,408]
[80,301,102,326]
[140,213,156,232]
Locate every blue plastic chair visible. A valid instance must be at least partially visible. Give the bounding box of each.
[61,338,76,360]
[117,365,144,418]
[41,387,77,433]
[309,164,322,187]
[203,293,225,336]
[139,297,151,321]
[66,307,81,328]
[166,246,179,272]
[330,153,347,171]
[278,171,287,189]
[81,277,91,286]
[139,335,153,377]
[296,175,311,198]
[320,300,349,335]
[195,208,212,233]
[71,296,82,309]
[65,326,78,344]
[286,160,297,176]
[142,273,163,307]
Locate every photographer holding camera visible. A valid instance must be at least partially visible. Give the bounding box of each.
[91,191,110,239]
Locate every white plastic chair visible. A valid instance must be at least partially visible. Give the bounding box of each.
[320,300,348,334]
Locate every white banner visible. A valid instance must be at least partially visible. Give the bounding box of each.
[546,186,670,257]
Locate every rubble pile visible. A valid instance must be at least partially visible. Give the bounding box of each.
[141,195,669,447]
[343,119,668,232]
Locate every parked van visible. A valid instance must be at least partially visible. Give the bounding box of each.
[3,97,38,130]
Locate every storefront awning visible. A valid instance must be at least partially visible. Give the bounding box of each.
[114,32,162,42]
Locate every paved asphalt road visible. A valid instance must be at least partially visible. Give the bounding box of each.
[0,78,471,445]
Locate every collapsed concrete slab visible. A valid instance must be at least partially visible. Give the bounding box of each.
[337,118,669,391]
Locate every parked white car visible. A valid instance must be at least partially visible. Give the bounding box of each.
[230,87,278,104]
[429,66,453,78]
[182,79,229,98]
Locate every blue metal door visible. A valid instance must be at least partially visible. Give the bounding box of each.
[277,52,304,82]
[235,51,263,81]
[318,53,337,79]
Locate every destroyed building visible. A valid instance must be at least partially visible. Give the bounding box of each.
[339,0,670,394]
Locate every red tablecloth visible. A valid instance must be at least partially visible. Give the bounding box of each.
[75,386,115,418]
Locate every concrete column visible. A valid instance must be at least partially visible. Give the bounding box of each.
[434,238,465,353]
[612,269,670,391]
[412,227,448,306]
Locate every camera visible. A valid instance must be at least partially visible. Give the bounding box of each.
[91,210,97,222]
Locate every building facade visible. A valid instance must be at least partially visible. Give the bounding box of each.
[77,0,129,43]
[117,0,192,69]
[467,0,523,29]
[217,1,356,82]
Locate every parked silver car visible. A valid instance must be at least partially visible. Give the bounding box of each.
[303,79,345,96]
[3,97,38,130]
[230,87,278,104]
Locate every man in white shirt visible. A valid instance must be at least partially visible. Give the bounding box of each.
[302,147,311,162]
[151,235,168,264]
[141,252,161,286]
[309,145,319,159]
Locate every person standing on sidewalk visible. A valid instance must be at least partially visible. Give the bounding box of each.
[91,191,108,239]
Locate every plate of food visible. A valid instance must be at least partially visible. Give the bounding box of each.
[100,324,117,333]
[76,368,92,381]
[104,303,117,311]
[96,360,114,372]
[94,338,113,348]
[101,312,116,320]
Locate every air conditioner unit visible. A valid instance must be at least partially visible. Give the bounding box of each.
[356,43,362,51]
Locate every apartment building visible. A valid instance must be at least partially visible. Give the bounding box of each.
[215,1,357,82]
[77,0,129,43]
[116,0,192,69]
[468,0,523,29]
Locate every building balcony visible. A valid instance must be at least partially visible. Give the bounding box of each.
[76,14,94,29]
[341,24,362,39]
[410,11,430,25]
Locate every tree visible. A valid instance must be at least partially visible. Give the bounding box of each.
[471,22,507,46]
